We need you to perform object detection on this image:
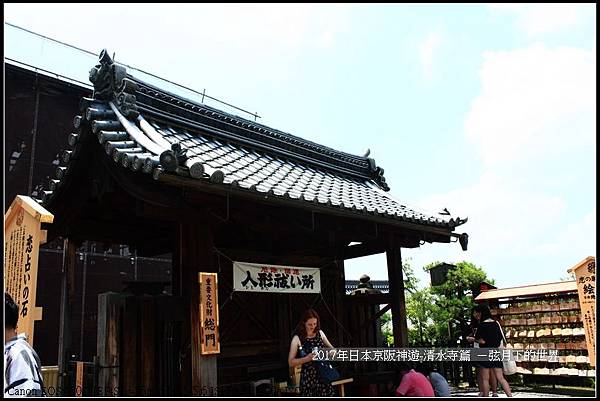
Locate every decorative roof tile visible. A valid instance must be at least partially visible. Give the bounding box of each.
[40,50,467,230]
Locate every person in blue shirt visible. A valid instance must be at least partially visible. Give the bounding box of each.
[417,364,451,397]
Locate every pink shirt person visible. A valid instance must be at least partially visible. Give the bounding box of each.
[395,369,435,397]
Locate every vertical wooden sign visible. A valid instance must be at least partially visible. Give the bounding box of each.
[568,256,596,367]
[4,195,53,345]
[75,361,84,396]
[199,272,220,355]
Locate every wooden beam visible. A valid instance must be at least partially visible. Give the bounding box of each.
[178,216,218,395]
[345,293,391,305]
[332,260,346,346]
[135,200,182,222]
[121,295,139,396]
[96,292,124,396]
[359,304,392,332]
[158,172,457,241]
[140,295,156,395]
[229,293,274,340]
[57,238,76,395]
[65,218,171,246]
[343,241,386,260]
[213,247,331,268]
[329,231,347,347]
[219,307,244,344]
[386,235,408,347]
[277,292,291,368]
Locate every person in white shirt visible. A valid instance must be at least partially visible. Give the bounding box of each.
[4,293,45,397]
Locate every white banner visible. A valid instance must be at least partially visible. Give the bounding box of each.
[233,261,321,293]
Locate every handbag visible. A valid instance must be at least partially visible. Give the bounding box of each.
[297,343,309,359]
[299,339,340,384]
[316,360,341,384]
[497,321,517,375]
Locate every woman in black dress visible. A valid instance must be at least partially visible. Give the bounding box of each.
[287,309,335,397]
[467,310,498,396]
[473,304,512,397]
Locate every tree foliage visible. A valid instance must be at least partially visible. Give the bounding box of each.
[428,261,495,345]
[405,287,437,345]
[380,309,394,346]
[382,260,496,347]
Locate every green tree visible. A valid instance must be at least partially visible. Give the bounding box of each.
[381,259,493,347]
[380,310,394,346]
[402,257,419,294]
[427,261,495,346]
[405,287,436,346]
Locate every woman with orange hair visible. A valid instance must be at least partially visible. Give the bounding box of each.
[287,309,335,396]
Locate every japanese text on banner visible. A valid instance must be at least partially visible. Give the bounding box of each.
[233,261,321,293]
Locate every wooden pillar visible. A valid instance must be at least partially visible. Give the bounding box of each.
[121,295,139,396]
[277,293,291,369]
[140,295,156,396]
[97,292,124,396]
[178,217,218,396]
[57,238,76,395]
[174,221,189,395]
[172,226,183,298]
[329,231,346,347]
[332,259,346,347]
[385,235,408,347]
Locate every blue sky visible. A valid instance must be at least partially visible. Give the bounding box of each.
[4,4,596,289]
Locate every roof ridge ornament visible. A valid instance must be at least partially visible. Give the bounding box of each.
[159,142,189,172]
[89,49,139,119]
[366,157,389,191]
[132,79,383,177]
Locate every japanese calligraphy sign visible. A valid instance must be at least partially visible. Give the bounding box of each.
[233,261,321,293]
[4,196,53,345]
[568,256,595,367]
[199,272,220,355]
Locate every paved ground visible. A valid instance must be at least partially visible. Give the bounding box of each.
[452,390,576,398]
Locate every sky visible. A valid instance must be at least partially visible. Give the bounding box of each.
[4,3,596,289]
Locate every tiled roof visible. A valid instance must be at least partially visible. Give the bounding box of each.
[475,281,577,301]
[345,280,390,294]
[38,50,467,230]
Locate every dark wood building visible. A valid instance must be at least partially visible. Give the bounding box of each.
[5,60,173,376]
[9,42,469,395]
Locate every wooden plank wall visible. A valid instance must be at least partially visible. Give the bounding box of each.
[97,292,185,396]
[96,292,123,396]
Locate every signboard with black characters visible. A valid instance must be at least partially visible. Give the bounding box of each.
[233,261,320,293]
[4,195,53,345]
[199,272,220,355]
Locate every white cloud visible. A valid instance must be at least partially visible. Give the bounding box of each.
[413,170,567,256]
[401,43,596,287]
[346,169,571,284]
[419,32,443,82]
[488,3,595,37]
[530,208,596,257]
[317,30,336,49]
[4,3,352,124]
[3,4,350,56]
[465,43,596,168]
